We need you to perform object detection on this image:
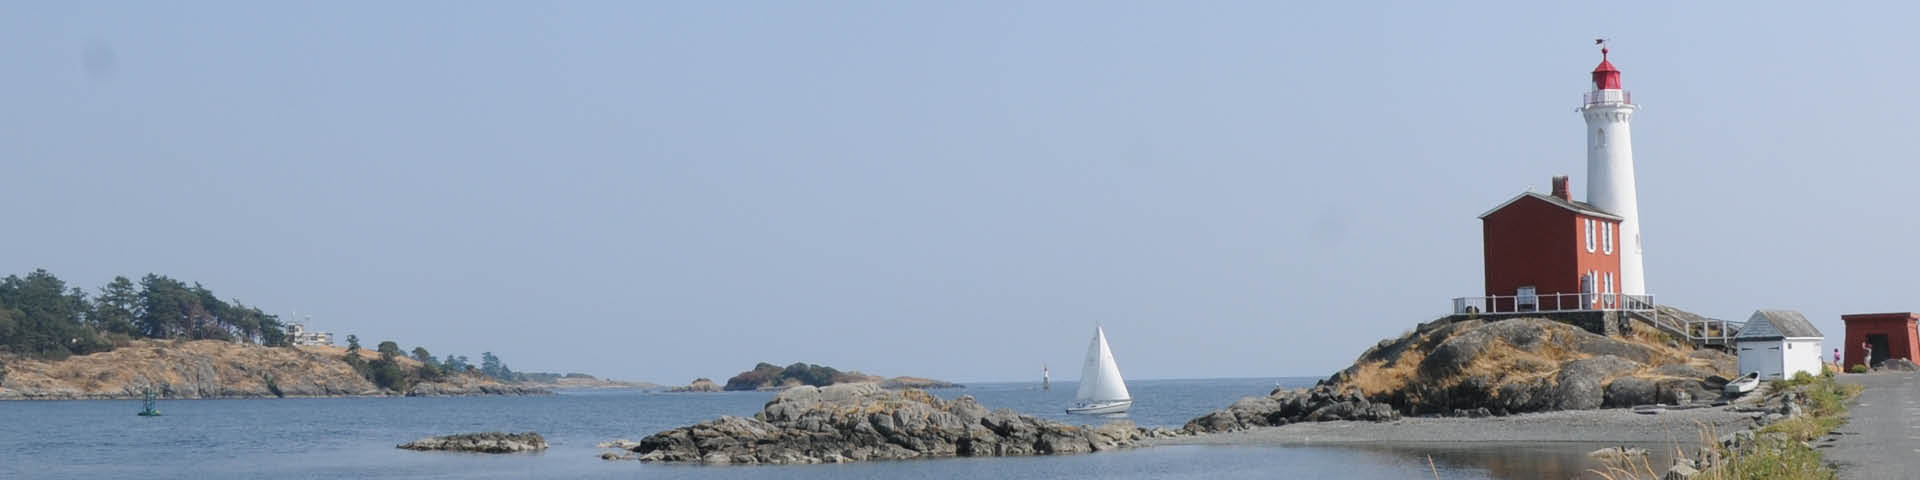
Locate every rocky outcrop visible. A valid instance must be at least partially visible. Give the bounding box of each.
[713,362,961,392]
[1185,314,1737,434]
[0,339,551,399]
[668,378,723,393]
[405,375,552,396]
[878,376,964,389]
[606,383,1139,464]
[1182,384,1400,433]
[397,432,547,453]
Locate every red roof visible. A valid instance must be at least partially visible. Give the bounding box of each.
[1591,48,1622,90]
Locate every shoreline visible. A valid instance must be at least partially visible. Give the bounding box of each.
[1156,407,1750,447]
[0,389,556,401]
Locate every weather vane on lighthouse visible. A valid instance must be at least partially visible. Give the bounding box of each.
[1594,37,1610,56]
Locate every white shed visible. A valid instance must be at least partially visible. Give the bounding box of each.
[1734,310,1825,380]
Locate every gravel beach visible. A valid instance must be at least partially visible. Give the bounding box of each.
[1157,407,1753,446]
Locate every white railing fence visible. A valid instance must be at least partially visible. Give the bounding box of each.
[1451,292,1655,315]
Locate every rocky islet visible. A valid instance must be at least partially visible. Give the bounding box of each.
[603,383,1161,464]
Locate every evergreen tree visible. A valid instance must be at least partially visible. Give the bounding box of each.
[376,340,401,361]
[346,334,361,354]
[91,276,140,336]
[443,355,471,372]
[0,270,108,358]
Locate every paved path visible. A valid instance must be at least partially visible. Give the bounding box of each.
[1830,372,1920,479]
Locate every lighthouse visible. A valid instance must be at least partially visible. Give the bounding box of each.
[1580,44,1645,295]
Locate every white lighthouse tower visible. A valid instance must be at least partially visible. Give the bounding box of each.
[1580,43,1646,295]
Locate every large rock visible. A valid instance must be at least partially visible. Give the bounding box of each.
[397,432,547,453]
[1183,308,1738,432]
[1182,384,1399,434]
[1603,376,1659,407]
[616,386,1137,464]
[1548,355,1643,410]
[1656,378,1715,405]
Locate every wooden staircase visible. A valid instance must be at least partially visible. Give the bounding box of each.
[1629,307,1741,350]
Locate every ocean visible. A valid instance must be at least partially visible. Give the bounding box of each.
[3,378,1634,479]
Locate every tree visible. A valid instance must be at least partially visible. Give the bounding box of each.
[370,361,411,392]
[91,276,140,336]
[481,351,501,375]
[479,351,516,381]
[346,335,361,354]
[411,347,436,366]
[0,270,107,358]
[257,312,289,347]
[376,341,401,361]
[443,355,471,372]
[136,274,192,339]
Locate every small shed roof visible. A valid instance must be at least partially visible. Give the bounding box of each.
[1736,309,1824,341]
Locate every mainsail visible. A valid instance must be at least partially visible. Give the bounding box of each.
[1074,325,1131,402]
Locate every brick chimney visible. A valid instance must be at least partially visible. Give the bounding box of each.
[1550,175,1571,201]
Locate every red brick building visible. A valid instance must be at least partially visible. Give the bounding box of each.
[1472,176,1624,312]
[1842,312,1919,368]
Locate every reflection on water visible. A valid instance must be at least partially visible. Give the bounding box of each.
[1347,442,1684,480]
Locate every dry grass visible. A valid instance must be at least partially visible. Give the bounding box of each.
[1344,349,1427,397]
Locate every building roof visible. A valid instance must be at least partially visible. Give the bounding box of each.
[1477,191,1625,221]
[1841,312,1919,322]
[1737,309,1825,340]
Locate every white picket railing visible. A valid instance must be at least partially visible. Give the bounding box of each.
[1450,292,1655,315]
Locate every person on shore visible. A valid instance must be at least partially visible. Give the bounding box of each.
[1834,348,1841,367]
[1863,341,1874,370]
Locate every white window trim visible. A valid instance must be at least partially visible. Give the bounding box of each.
[1585,219,1597,253]
[1602,222,1614,254]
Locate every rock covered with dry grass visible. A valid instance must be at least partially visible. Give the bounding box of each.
[608,383,1143,464]
[0,339,549,399]
[1185,314,1736,433]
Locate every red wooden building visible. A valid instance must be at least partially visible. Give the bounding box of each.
[1470,176,1625,312]
[1842,312,1919,368]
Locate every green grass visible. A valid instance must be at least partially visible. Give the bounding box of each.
[1698,372,1859,480]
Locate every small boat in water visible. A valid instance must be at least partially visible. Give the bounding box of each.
[1066,325,1132,415]
[1042,364,1051,391]
[1723,372,1760,395]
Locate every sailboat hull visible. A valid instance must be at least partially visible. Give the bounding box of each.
[1066,399,1132,415]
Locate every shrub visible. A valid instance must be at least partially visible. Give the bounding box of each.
[264,373,284,398]
[1850,364,1869,373]
[370,361,411,392]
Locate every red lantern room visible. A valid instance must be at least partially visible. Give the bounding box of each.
[1591,47,1622,90]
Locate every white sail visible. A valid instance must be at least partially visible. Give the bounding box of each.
[1074,325,1131,402]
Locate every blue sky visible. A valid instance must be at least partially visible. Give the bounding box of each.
[5,2,1917,383]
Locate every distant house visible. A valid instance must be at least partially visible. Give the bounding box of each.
[1842,312,1918,368]
[287,322,335,347]
[1735,310,1824,379]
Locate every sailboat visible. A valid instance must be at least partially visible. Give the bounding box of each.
[1066,325,1132,414]
[1042,364,1051,391]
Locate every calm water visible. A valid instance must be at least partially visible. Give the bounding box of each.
[3,378,1650,479]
